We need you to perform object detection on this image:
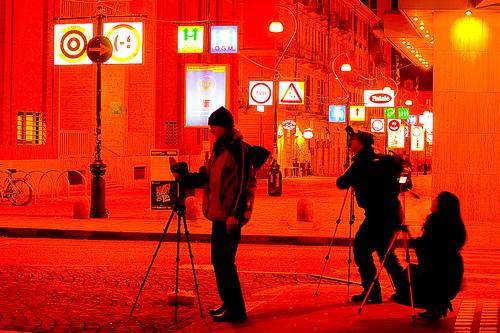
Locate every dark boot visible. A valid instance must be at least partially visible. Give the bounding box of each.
[208,304,226,317]
[351,288,382,304]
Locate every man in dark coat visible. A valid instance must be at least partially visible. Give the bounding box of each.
[336,130,406,303]
[176,107,269,322]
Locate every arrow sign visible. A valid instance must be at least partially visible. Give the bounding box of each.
[178,26,204,53]
[86,36,112,63]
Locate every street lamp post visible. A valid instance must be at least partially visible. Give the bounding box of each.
[89,6,108,218]
[269,4,298,157]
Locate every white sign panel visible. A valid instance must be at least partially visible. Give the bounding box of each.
[411,126,425,151]
[279,81,304,105]
[103,22,143,64]
[54,23,93,65]
[388,130,405,148]
[211,26,238,53]
[370,119,385,133]
[364,89,395,107]
[249,81,273,106]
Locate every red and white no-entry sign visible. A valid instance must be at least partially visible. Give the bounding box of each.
[249,81,273,106]
[388,119,401,132]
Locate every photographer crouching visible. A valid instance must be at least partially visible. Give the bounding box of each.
[172,107,269,322]
[336,129,407,304]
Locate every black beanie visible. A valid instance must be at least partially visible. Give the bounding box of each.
[208,106,234,129]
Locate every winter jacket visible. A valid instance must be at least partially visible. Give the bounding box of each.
[181,129,269,226]
[336,146,402,212]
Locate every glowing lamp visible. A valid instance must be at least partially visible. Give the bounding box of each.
[340,63,352,72]
[465,10,472,16]
[413,17,419,21]
[419,25,425,31]
[269,21,284,33]
[303,128,314,139]
[383,86,391,91]
[405,99,413,106]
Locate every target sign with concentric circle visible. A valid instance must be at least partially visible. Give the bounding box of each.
[54,24,93,65]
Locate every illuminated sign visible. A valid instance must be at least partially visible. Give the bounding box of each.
[350,105,366,121]
[178,26,204,53]
[103,22,143,64]
[281,120,296,131]
[185,64,228,127]
[384,107,396,119]
[411,126,425,151]
[364,89,395,107]
[387,119,402,132]
[329,105,346,123]
[420,111,433,132]
[54,23,93,65]
[398,107,410,119]
[210,26,238,53]
[279,81,304,105]
[408,115,418,125]
[371,119,385,133]
[388,130,405,148]
[427,131,433,144]
[249,81,273,106]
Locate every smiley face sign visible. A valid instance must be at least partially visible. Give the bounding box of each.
[103,22,143,64]
[388,119,401,132]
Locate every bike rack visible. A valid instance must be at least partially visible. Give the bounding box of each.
[25,170,49,204]
[54,170,88,200]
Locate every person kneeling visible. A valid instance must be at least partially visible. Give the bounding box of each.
[394,191,466,320]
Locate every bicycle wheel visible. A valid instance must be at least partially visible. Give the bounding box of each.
[7,179,33,206]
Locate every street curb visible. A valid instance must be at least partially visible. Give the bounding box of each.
[0,227,407,247]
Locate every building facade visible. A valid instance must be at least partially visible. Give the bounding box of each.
[1,0,405,189]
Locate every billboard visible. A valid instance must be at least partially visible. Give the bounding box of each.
[364,89,395,107]
[185,64,229,127]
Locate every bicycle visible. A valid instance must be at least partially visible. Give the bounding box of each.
[0,166,33,206]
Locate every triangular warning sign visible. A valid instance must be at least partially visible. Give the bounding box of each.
[280,83,303,104]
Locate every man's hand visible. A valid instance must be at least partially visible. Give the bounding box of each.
[226,216,240,233]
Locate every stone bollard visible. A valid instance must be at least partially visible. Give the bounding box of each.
[297,198,314,222]
[185,196,202,220]
[73,197,90,219]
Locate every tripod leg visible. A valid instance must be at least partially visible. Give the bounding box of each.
[315,188,349,295]
[174,212,182,323]
[130,209,176,317]
[403,230,417,323]
[182,215,203,317]
[358,229,401,314]
[347,188,355,303]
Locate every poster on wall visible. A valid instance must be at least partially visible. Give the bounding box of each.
[150,149,178,210]
[388,129,405,148]
[185,64,229,127]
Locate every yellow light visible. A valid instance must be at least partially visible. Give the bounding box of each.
[410,50,415,53]
[405,99,413,106]
[465,10,472,16]
[430,40,434,44]
[424,64,429,67]
[402,40,407,44]
[340,63,352,72]
[383,86,391,91]
[406,45,411,49]
[419,25,425,30]
[425,33,430,38]
[303,128,314,139]
[413,16,419,21]
[452,16,490,60]
[269,21,284,33]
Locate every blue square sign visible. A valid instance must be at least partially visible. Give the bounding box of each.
[408,115,418,125]
[329,105,346,123]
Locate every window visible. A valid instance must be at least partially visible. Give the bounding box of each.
[134,166,146,180]
[17,112,45,145]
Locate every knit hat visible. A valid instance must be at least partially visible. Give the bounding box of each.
[208,106,234,129]
[352,131,374,147]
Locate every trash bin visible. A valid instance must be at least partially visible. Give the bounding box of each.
[268,159,282,196]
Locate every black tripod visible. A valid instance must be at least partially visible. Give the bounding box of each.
[130,182,203,322]
[315,125,357,302]
[357,187,417,323]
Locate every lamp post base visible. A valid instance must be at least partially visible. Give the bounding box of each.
[90,162,108,218]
